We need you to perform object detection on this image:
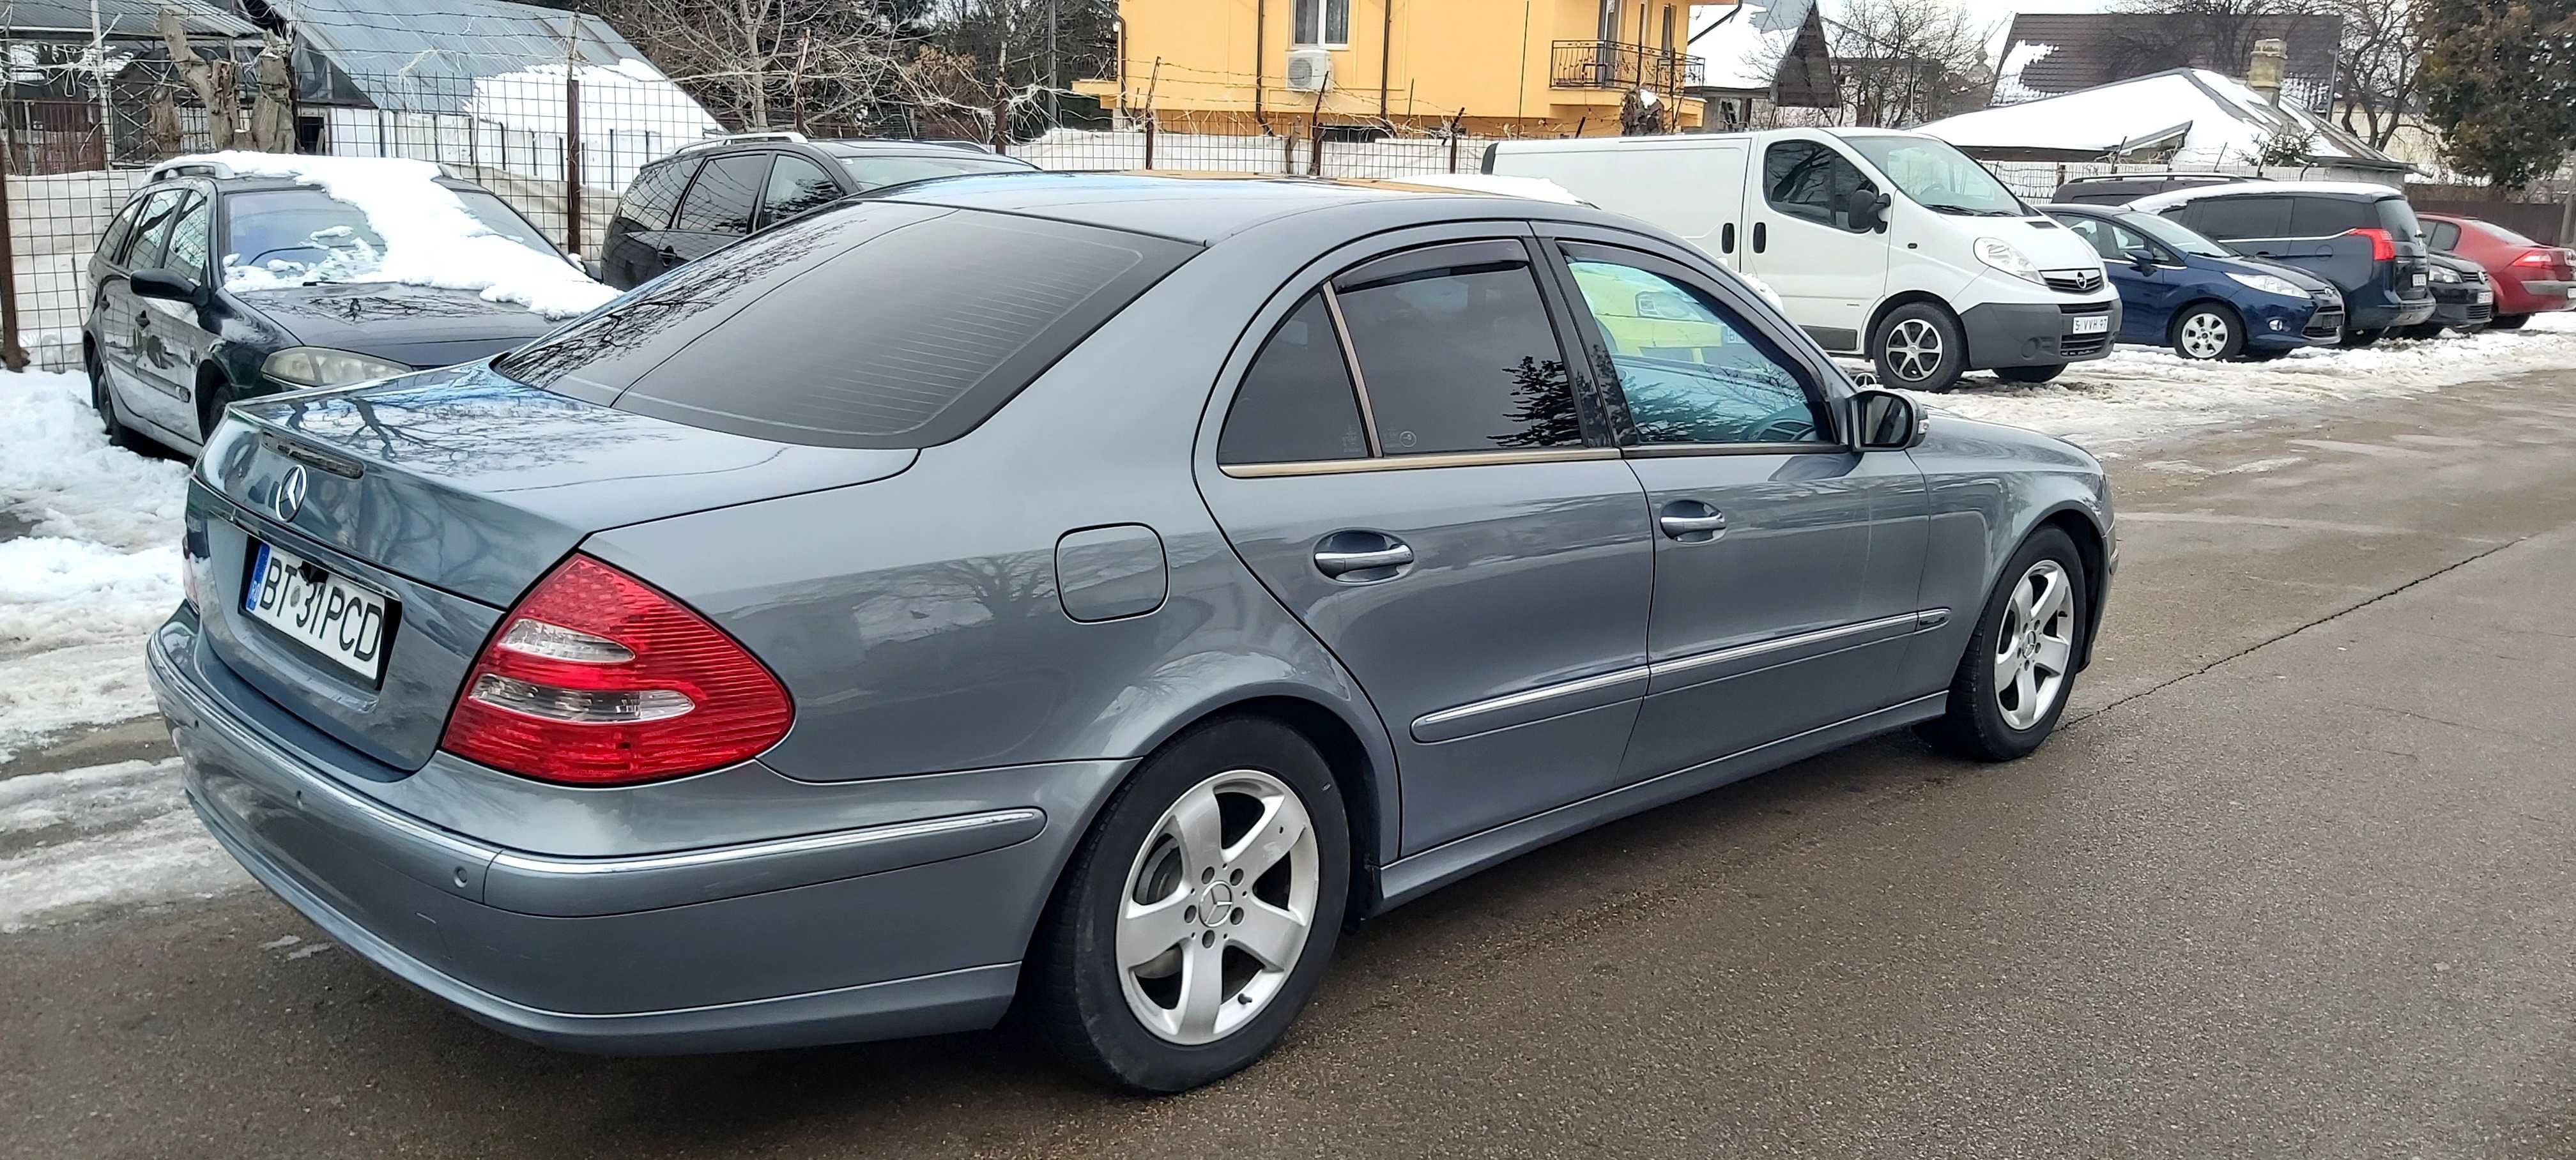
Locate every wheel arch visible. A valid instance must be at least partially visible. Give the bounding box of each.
[194,361,233,437]
[1864,289,1960,355]
[2166,296,2243,339]
[2027,503,2110,673]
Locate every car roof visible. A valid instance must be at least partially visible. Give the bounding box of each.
[2128,180,2404,210]
[873,171,1610,246]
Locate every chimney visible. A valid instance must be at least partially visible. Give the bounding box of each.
[2247,38,2288,103]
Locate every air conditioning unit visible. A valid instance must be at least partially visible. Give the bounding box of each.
[1284,48,1333,93]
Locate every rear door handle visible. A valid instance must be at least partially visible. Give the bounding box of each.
[1752,222,1768,253]
[1658,500,1728,542]
[1314,531,1413,580]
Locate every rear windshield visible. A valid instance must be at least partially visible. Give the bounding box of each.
[2471,219,2540,247]
[2374,197,2423,241]
[495,201,1193,448]
[828,151,1034,192]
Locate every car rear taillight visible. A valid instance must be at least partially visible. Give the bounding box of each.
[2513,248,2557,267]
[440,554,791,785]
[2342,227,2398,262]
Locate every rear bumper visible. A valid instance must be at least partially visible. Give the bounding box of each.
[149,613,1120,1055]
[2497,279,2575,315]
[2347,296,2435,330]
[1958,299,2121,369]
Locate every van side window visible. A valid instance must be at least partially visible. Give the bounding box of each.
[2188,196,2291,240]
[1218,292,1369,464]
[1762,142,1876,231]
[1333,241,1581,455]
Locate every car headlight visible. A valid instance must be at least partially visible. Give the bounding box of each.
[262,347,411,388]
[2225,271,2308,298]
[1974,236,2047,286]
[2428,265,2461,284]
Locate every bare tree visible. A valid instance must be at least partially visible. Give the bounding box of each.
[2329,0,2420,149]
[2108,0,2324,81]
[1821,0,1993,128]
[247,33,294,151]
[595,0,913,130]
[158,7,238,150]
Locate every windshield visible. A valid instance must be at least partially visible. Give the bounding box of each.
[2117,211,2232,258]
[223,187,559,287]
[829,153,1034,193]
[1841,135,2028,217]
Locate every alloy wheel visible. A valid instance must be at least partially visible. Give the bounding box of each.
[2178,312,2230,359]
[1993,559,2076,730]
[1116,768,1320,1046]
[1887,317,1944,382]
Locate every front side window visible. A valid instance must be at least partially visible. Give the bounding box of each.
[1840,134,2027,217]
[162,193,212,279]
[1763,141,1878,231]
[2060,215,2152,263]
[1565,256,1827,445]
[2116,210,2230,258]
[760,154,841,228]
[673,153,769,236]
[1292,0,1350,45]
[122,189,187,271]
[1218,292,1368,464]
[1332,241,1580,455]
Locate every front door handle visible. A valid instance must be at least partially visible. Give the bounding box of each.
[1658,500,1728,542]
[1314,531,1414,581]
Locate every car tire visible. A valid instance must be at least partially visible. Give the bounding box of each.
[1871,302,1966,393]
[2169,303,2244,360]
[2397,321,2447,340]
[2340,327,2384,347]
[1031,715,1351,1094]
[88,346,147,453]
[1918,527,2088,763]
[2488,313,2529,331]
[197,376,236,443]
[1992,363,2064,385]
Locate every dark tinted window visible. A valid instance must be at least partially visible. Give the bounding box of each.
[618,160,694,231]
[2057,215,2126,261]
[502,202,1195,448]
[162,192,212,278]
[123,190,188,270]
[1763,141,1877,230]
[2288,195,2373,236]
[1565,257,1827,445]
[2373,197,2422,241]
[673,153,769,235]
[830,153,1033,192]
[2426,220,2460,251]
[760,154,840,227]
[2182,195,2290,240]
[1333,241,1579,455]
[95,198,142,264]
[1217,293,1368,464]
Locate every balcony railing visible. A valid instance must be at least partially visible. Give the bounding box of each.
[1549,40,1705,91]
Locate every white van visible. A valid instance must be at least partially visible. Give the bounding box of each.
[1488,128,2121,392]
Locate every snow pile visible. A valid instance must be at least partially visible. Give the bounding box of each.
[1989,42,2057,105]
[0,370,188,761]
[1908,314,2576,448]
[466,57,721,141]
[181,151,618,319]
[1921,69,2386,171]
[1393,173,1589,204]
[0,758,245,931]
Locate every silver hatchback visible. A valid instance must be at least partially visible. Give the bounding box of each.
[153,174,2114,1093]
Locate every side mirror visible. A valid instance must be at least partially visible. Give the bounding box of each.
[2124,247,2159,271]
[131,268,209,307]
[1836,189,1887,233]
[1851,388,1924,450]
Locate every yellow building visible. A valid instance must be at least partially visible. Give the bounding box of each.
[1073,0,1718,137]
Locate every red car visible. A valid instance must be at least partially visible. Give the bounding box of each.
[2419,213,2576,328]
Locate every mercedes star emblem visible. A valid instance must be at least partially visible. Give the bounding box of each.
[275,464,309,522]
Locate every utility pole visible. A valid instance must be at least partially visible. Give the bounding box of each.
[1045,0,1058,129]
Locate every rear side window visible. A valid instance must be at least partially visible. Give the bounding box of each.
[502,202,1195,448]
[2426,220,2460,251]
[2288,196,2373,236]
[1218,293,1368,464]
[760,154,840,228]
[2182,195,2290,240]
[673,153,769,235]
[617,160,694,231]
[1331,240,1579,455]
[2373,197,2423,241]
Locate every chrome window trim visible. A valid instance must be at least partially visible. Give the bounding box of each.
[1413,664,1650,734]
[488,809,1046,878]
[1318,284,1384,457]
[1651,611,1941,681]
[1622,440,1846,458]
[1220,446,1620,478]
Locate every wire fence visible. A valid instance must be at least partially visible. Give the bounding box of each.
[4,64,1525,370]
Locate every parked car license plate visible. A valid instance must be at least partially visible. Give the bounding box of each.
[2412,272,2427,288]
[243,540,393,680]
[2069,314,2109,335]
[2478,288,2492,304]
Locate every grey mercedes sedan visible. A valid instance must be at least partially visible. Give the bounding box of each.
[151,173,2115,1094]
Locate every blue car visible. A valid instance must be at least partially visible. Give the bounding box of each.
[2041,203,2343,361]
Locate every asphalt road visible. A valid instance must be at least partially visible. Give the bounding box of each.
[8,372,2576,1159]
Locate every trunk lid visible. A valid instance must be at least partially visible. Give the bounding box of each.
[194,362,914,770]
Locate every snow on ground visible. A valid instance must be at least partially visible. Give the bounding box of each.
[183,151,618,319]
[0,371,188,763]
[0,758,244,932]
[1901,313,2576,452]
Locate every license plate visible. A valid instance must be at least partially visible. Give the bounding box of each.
[2478,289,2492,304]
[2069,314,2109,335]
[243,540,393,680]
[2412,273,2427,288]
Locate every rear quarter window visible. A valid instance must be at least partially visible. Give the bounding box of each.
[2183,195,2291,240]
[2373,197,2423,241]
[498,202,1196,448]
[617,160,694,231]
[2288,196,2375,236]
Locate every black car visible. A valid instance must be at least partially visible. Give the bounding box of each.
[2409,251,2494,338]
[599,132,1038,288]
[2048,171,2256,206]
[2126,181,2435,346]
[84,160,578,457]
